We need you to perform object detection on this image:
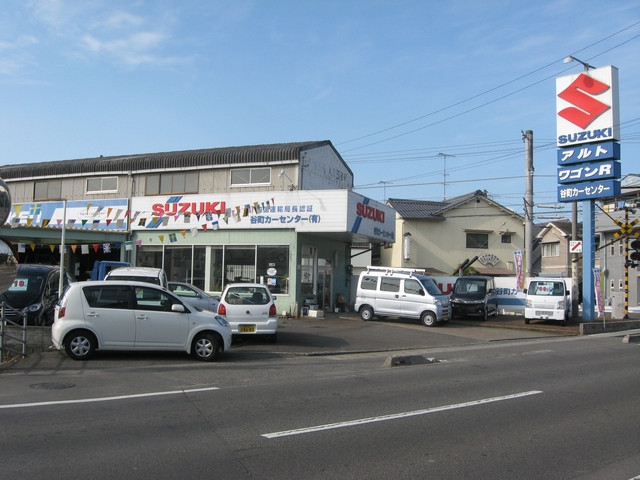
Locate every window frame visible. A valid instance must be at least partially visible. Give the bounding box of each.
[466,232,489,249]
[86,176,118,194]
[230,167,272,187]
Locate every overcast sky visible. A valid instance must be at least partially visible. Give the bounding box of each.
[1,1,638,219]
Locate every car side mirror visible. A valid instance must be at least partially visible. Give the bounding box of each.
[171,304,186,313]
[523,288,527,294]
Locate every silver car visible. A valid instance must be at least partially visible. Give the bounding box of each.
[52,281,232,361]
[168,282,220,312]
[217,283,278,342]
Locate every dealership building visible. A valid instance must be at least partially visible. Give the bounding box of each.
[0,141,395,315]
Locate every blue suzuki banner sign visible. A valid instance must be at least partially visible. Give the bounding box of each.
[557,140,620,165]
[558,179,621,202]
[558,160,621,184]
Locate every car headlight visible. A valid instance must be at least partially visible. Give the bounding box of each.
[526,299,532,308]
[215,315,230,327]
[557,300,566,309]
[434,298,442,306]
[24,303,43,313]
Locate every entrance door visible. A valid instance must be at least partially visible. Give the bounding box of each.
[317,259,333,311]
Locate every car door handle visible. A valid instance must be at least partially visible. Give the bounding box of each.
[86,312,98,317]
[137,314,150,320]
[245,310,251,315]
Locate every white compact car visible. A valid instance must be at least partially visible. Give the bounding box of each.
[52,281,232,361]
[217,283,278,341]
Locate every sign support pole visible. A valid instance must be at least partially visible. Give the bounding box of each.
[582,199,595,321]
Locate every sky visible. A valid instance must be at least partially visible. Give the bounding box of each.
[1,0,639,221]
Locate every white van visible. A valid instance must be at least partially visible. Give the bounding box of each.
[524,278,570,326]
[104,267,168,289]
[354,266,450,327]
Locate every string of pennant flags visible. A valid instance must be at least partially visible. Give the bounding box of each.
[8,197,279,252]
[9,198,277,231]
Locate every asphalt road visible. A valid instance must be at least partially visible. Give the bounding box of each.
[1,317,639,479]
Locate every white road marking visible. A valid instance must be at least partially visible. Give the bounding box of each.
[262,390,543,438]
[0,386,219,409]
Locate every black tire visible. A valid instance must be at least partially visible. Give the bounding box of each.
[360,306,374,321]
[64,330,97,360]
[421,311,437,327]
[482,307,488,321]
[192,333,220,361]
[524,318,530,324]
[270,332,278,343]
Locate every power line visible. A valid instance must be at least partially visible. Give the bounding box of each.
[336,21,640,153]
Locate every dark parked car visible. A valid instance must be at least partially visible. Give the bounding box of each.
[449,275,498,320]
[0,264,76,326]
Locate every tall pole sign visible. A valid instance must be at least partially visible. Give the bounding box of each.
[556,65,621,321]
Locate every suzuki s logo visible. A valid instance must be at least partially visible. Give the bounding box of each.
[557,73,610,129]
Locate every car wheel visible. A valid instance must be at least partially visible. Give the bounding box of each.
[482,307,488,321]
[525,318,530,324]
[360,306,374,321]
[421,311,437,327]
[192,333,220,361]
[561,313,567,327]
[270,332,278,343]
[64,330,96,361]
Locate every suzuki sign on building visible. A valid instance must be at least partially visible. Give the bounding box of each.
[556,66,619,147]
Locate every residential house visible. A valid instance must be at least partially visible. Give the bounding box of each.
[381,190,525,277]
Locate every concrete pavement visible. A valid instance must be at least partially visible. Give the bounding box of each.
[2,310,640,370]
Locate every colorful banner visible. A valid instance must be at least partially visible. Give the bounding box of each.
[513,250,524,290]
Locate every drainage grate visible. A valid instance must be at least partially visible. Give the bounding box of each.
[29,383,75,390]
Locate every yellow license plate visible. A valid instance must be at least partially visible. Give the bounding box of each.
[239,325,256,333]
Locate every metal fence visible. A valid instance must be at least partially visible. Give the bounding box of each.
[1,302,27,362]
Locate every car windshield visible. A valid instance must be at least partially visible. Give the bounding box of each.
[454,279,487,295]
[419,278,445,296]
[2,270,46,302]
[529,281,565,296]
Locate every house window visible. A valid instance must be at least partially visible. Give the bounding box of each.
[230,167,271,186]
[466,233,489,249]
[619,243,624,256]
[610,244,615,256]
[146,172,198,195]
[86,176,118,193]
[501,233,512,244]
[619,279,624,290]
[34,180,62,200]
[542,242,560,257]
[610,279,615,291]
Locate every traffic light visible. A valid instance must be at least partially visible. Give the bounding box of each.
[630,239,640,265]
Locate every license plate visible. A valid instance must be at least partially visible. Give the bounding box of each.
[239,324,256,333]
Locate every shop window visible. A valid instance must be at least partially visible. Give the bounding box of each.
[230,167,271,186]
[224,246,256,284]
[146,172,198,195]
[301,246,316,295]
[466,233,488,249]
[209,246,224,292]
[34,180,61,200]
[257,245,289,294]
[86,176,118,193]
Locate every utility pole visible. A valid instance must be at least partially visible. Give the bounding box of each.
[522,130,534,279]
[438,153,454,201]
